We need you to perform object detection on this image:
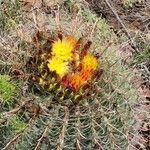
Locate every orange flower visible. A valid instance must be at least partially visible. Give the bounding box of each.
[78,53,98,82]
[61,53,98,90]
[61,73,85,90]
[80,69,91,81]
[65,36,77,48]
[69,73,84,90]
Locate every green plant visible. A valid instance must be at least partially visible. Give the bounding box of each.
[133,43,150,81]
[0,75,16,104]
[134,43,150,64]
[9,115,27,133]
[0,1,139,150]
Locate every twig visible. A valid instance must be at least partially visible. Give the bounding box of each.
[1,97,34,118]
[32,11,40,30]
[34,125,49,150]
[89,18,99,39]
[54,5,61,32]
[71,13,81,34]
[104,0,139,53]
[2,133,22,150]
[76,139,82,150]
[2,117,34,150]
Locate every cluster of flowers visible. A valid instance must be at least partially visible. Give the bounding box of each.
[47,35,98,90]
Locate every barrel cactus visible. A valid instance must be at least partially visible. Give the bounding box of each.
[0,2,138,150]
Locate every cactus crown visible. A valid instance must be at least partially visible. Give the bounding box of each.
[31,31,100,105]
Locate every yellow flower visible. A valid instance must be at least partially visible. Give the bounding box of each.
[82,53,97,71]
[52,36,77,61]
[47,57,68,76]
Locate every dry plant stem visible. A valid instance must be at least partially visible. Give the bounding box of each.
[1,97,34,118]
[55,5,61,32]
[2,116,35,150]
[89,18,99,39]
[34,124,49,150]
[104,0,139,53]
[56,107,69,150]
[76,19,99,47]
[32,11,40,30]
[2,133,22,150]
[71,14,81,34]
[83,19,99,41]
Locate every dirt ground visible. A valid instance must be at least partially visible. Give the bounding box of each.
[86,0,150,30]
